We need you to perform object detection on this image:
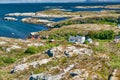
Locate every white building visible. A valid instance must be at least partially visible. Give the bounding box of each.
[69,36,85,44]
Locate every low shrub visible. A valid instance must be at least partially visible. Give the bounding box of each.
[118,31,120,36]
[88,30,115,40]
[25,46,39,54]
[84,40,89,44]
[2,57,16,64]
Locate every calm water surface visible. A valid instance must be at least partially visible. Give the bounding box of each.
[0,3,120,39]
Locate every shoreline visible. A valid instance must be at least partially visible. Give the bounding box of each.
[1,4,120,39]
[5,12,79,18]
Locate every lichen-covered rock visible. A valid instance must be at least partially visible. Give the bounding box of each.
[11,64,28,73]
[70,69,89,80]
[29,64,75,80]
[47,45,93,57]
[11,59,51,73]
[29,73,63,80]
[64,46,93,57]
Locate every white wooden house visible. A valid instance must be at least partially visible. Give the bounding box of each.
[69,36,85,44]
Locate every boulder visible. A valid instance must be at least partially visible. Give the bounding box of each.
[46,46,63,57]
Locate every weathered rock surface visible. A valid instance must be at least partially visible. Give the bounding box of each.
[70,69,89,80]
[6,12,78,18]
[29,64,75,80]
[21,18,53,25]
[6,12,36,17]
[46,45,93,57]
[3,17,17,21]
[11,58,51,73]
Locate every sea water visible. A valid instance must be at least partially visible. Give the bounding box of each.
[0,2,120,39]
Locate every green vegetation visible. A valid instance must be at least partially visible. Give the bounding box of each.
[40,29,115,41]
[84,40,89,44]
[25,43,60,55]
[39,9,80,15]
[110,53,120,69]
[118,31,120,36]
[25,46,39,54]
[53,16,120,27]
[88,30,115,40]
[94,41,106,52]
[2,57,16,64]
[39,27,84,41]
[47,30,83,40]
[0,57,16,66]
[115,11,120,14]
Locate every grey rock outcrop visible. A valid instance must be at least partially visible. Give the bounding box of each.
[46,45,93,57]
[11,58,51,73]
[29,64,75,80]
[70,69,89,80]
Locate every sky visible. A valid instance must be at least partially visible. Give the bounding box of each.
[0,0,120,3]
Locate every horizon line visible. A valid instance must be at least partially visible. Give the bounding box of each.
[0,1,120,4]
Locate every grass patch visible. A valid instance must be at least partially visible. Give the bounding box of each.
[0,56,16,65]
[94,41,106,52]
[88,30,115,40]
[25,46,39,54]
[110,53,120,69]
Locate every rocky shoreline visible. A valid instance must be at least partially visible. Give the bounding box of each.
[21,17,54,25]
[6,12,79,18]
[75,4,120,9]
[3,17,18,21]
